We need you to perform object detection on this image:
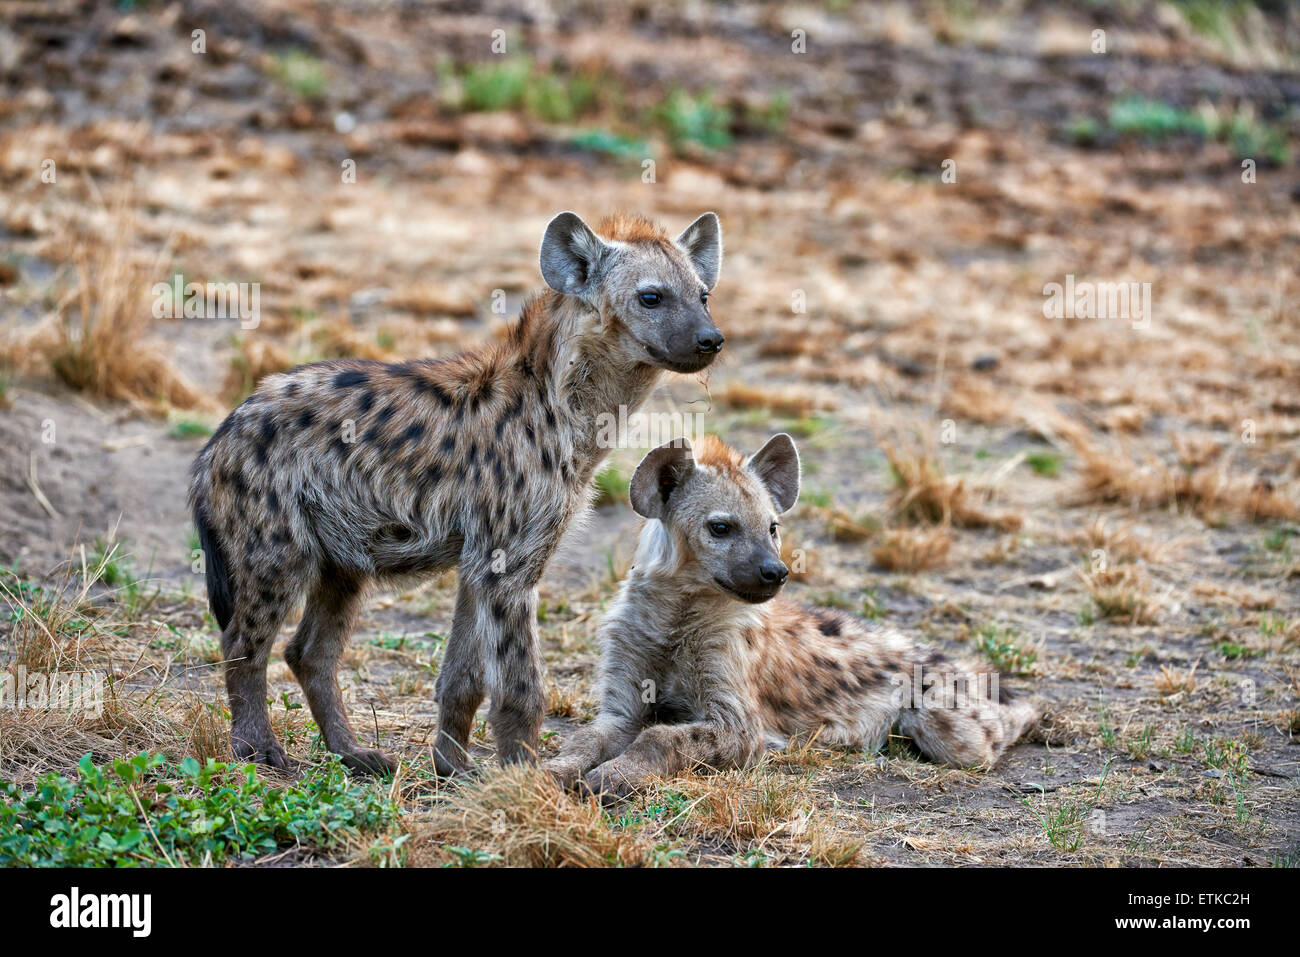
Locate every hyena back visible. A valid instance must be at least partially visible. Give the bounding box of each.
[190,211,725,774]
[548,433,1040,799]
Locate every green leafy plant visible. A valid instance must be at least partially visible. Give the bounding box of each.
[652,88,733,151]
[0,752,400,867]
[592,465,630,506]
[1024,451,1061,478]
[270,51,328,100]
[974,624,1037,675]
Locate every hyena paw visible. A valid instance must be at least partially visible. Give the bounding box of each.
[544,758,586,791]
[432,748,475,778]
[231,732,288,770]
[340,747,398,776]
[581,759,644,804]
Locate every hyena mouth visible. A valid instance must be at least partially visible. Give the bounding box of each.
[644,344,718,374]
[713,577,782,605]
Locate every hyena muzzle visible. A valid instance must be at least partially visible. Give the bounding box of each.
[190,211,725,774]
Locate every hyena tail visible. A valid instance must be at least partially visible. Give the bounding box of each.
[194,505,234,631]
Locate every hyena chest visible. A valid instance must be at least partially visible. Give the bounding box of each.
[646,628,746,724]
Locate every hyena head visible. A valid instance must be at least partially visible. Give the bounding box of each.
[629,433,801,603]
[539,211,724,373]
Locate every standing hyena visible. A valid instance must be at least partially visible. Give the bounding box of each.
[547,433,1040,799]
[189,211,725,775]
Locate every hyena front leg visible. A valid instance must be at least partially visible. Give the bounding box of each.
[285,568,396,775]
[482,582,546,765]
[583,718,763,802]
[546,673,648,789]
[432,583,488,776]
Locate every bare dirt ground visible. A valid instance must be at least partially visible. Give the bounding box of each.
[1,0,1298,866]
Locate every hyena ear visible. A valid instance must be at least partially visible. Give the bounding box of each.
[629,439,696,520]
[540,212,610,298]
[746,433,800,513]
[675,212,722,291]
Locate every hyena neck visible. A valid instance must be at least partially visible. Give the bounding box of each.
[516,291,661,477]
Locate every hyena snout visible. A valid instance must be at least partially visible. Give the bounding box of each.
[725,551,788,603]
[694,324,724,355]
[651,318,724,372]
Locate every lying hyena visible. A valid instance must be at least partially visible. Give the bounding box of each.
[548,433,1040,799]
[190,211,726,775]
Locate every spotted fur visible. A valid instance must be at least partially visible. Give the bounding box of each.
[548,434,1040,799]
[189,211,725,774]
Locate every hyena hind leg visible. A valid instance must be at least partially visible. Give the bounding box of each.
[284,568,396,775]
[223,579,302,770]
[897,690,1040,770]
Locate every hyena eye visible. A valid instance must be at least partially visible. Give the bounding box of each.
[708,521,731,537]
[639,291,661,308]
[769,522,779,537]
[700,292,709,305]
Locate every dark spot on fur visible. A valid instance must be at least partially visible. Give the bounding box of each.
[297,409,315,429]
[817,613,841,637]
[333,370,368,389]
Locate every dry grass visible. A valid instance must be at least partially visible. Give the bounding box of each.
[545,682,587,718]
[1073,515,1168,566]
[1,208,211,414]
[309,316,398,362]
[0,545,117,672]
[0,544,213,786]
[1080,563,1163,625]
[878,427,1022,531]
[183,698,232,764]
[0,688,193,787]
[407,764,654,867]
[716,381,834,418]
[1154,659,1200,697]
[224,336,292,404]
[1070,437,1297,523]
[872,525,953,572]
[797,502,877,543]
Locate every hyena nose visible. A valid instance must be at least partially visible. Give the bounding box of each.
[695,327,724,354]
[758,559,788,585]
